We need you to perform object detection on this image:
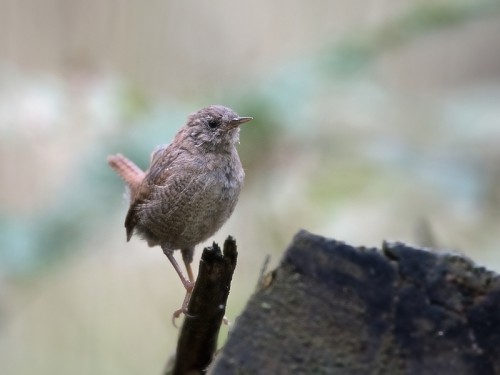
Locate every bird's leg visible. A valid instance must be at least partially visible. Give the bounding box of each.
[162,247,193,290]
[161,246,194,325]
[181,247,195,283]
[173,247,196,321]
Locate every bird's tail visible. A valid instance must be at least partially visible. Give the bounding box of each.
[107,154,145,189]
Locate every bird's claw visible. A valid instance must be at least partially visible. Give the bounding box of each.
[171,286,194,328]
[172,307,193,328]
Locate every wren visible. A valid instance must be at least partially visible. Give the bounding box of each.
[108,105,252,321]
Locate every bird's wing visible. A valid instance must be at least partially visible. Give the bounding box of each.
[150,143,168,165]
[124,143,187,241]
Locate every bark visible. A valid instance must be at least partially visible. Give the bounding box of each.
[209,230,500,375]
[166,237,238,375]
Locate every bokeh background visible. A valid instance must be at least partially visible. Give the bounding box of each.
[1,0,500,373]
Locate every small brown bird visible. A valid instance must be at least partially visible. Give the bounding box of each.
[108,105,252,321]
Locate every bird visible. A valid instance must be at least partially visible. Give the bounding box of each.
[107,105,252,322]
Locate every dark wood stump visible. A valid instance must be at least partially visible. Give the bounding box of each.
[209,230,500,375]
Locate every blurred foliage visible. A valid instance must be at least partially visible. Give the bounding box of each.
[119,82,152,122]
[323,0,500,75]
[1,0,500,280]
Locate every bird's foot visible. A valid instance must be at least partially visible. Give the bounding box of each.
[171,285,194,327]
[172,306,193,328]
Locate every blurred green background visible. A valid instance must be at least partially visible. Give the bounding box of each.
[1,0,500,373]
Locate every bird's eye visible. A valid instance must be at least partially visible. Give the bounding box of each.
[207,118,219,129]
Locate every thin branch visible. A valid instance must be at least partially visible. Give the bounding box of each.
[169,236,238,375]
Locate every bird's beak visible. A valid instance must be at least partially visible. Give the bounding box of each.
[230,116,253,127]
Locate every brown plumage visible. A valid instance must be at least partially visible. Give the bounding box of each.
[108,105,252,320]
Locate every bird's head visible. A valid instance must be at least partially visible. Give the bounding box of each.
[185,105,252,150]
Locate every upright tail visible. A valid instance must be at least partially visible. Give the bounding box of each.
[107,154,145,190]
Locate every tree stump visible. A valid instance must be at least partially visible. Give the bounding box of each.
[209,230,500,375]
